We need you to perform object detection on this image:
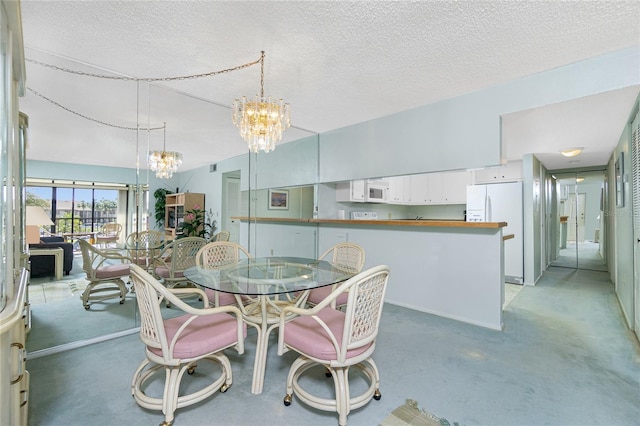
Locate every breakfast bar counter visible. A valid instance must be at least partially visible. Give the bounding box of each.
[234,216,508,331]
[234,216,506,229]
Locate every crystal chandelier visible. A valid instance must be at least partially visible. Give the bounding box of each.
[148,123,183,179]
[232,51,291,153]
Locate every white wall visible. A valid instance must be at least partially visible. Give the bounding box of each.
[608,100,637,330]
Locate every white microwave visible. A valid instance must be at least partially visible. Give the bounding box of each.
[365,180,388,202]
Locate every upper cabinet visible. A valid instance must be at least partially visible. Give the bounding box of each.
[335,180,366,202]
[387,176,411,204]
[336,171,471,206]
[426,170,471,204]
[473,160,523,184]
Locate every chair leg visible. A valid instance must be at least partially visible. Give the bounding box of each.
[333,367,350,426]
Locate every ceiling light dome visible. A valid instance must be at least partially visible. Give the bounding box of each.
[561,147,583,157]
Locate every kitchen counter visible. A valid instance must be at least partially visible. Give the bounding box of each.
[233,217,506,229]
[233,215,507,331]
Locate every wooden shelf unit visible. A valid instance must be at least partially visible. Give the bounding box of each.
[164,192,205,241]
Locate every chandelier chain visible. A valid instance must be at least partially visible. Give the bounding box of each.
[259,51,265,98]
[26,56,261,82]
[27,87,164,131]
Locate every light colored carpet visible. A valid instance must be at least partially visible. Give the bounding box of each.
[381,399,454,426]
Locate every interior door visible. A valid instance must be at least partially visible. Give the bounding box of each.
[224,176,241,243]
[566,193,586,242]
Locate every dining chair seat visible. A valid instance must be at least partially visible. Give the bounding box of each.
[281,307,371,360]
[149,311,247,359]
[203,288,237,306]
[153,266,184,279]
[94,263,130,279]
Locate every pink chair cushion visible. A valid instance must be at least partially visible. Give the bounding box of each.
[283,307,371,361]
[154,266,184,279]
[95,263,130,279]
[307,285,348,306]
[204,288,237,306]
[150,312,247,359]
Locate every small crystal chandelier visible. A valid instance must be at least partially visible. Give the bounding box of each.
[148,123,183,179]
[232,51,291,153]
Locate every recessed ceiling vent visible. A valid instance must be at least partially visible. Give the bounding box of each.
[210,163,217,173]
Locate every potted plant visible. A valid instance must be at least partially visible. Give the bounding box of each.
[178,205,217,239]
[153,188,172,229]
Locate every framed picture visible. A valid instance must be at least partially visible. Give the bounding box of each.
[615,152,624,208]
[268,189,289,210]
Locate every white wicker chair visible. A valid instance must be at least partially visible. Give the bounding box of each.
[277,265,390,426]
[95,222,122,248]
[209,230,230,242]
[78,239,130,310]
[195,241,252,307]
[129,264,246,426]
[306,242,366,309]
[153,236,207,290]
[125,230,164,271]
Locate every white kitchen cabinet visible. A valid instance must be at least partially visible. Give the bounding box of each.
[441,170,472,203]
[474,160,523,183]
[335,179,366,202]
[409,174,429,204]
[427,171,471,204]
[387,176,411,204]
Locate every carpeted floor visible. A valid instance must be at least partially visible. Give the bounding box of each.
[24,266,640,426]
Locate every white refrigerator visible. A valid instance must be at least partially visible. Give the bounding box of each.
[466,181,524,284]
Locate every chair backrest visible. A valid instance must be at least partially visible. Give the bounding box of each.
[126,230,164,247]
[196,241,252,269]
[129,264,171,356]
[336,265,389,361]
[78,238,96,278]
[319,242,366,274]
[161,236,207,275]
[100,222,122,237]
[211,230,230,242]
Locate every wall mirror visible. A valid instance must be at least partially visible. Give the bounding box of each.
[26,68,149,353]
[550,170,607,272]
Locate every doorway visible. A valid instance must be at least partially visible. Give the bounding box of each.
[550,170,607,271]
[222,172,241,243]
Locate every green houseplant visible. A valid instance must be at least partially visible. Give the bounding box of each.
[178,205,217,239]
[153,188,172,229]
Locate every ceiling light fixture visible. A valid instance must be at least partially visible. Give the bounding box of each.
[561,147,584,157]
[576,177,585,183]
[232,51,290,153]
[148,123,183,179]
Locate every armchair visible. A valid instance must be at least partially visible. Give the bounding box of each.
[307,242,366,309]
[195,241,252,307]
[153,236,207,290]
[95,222,122,247]
[129,264,246,426]
[125,230,164,271]
[278,265,390,426]
[78,239,130,310]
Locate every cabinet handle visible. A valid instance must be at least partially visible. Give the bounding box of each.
[11,374,24,385]
[10,343,25,384]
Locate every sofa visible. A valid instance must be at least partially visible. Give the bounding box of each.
[29,236,74,278]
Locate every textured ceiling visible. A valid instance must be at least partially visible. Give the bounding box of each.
[17,1,640,173]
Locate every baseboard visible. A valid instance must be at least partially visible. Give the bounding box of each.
[27,327,140,360]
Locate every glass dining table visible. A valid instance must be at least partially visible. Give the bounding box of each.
[184,256,355,395]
